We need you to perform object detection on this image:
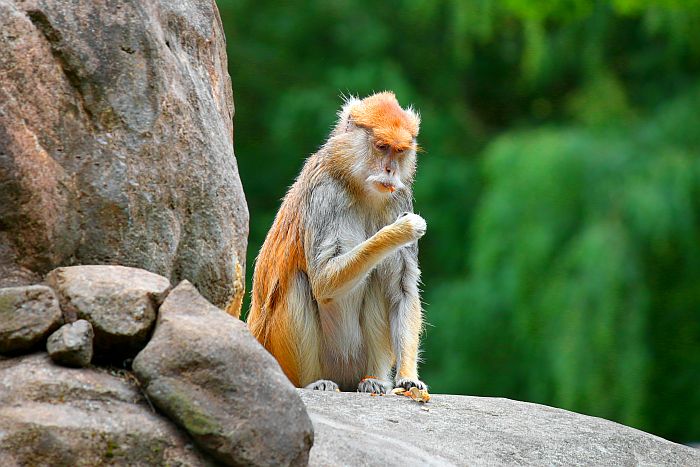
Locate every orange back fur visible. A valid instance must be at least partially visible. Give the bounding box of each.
[350,91,420,152]
[248,185,307,387]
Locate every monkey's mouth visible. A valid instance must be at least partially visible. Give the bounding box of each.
[375,181,396,193]
[367,175,404,194]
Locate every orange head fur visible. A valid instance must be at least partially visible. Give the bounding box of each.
[349,91,420,152]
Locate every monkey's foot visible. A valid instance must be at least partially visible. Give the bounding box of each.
[357,377,392,394]
[305,379,339,391]
[395,377,428,391]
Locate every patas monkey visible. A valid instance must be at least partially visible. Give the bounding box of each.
[247,91,426,393]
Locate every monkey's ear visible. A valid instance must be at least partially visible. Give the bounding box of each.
[332,95,361,136]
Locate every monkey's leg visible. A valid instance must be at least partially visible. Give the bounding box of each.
[357,284,393,395]
[288,272,326,387]
[313,213,425,301]
[357,376,392,394]
[305,380,339,391]
[392,296,427,391]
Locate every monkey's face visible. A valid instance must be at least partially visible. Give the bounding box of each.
[363,136,417,196]
[333,91,420,197]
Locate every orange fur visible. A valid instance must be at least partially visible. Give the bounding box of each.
[349,91,419,152]
[224,262,245,318]
[313,218,416,301]
[248,186,307,387]
[396,297,423,380]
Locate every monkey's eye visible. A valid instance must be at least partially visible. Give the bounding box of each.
[375,142,389,152]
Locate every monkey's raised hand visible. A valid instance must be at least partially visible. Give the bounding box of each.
[392,212,427,243]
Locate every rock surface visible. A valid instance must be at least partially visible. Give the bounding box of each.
[299,390,700,467]
[0,0,248,311]
[46,265,171,357]
[0,353,209,466]
[133,281,313,466]
[0,285,62,354]
[46,319,94,367]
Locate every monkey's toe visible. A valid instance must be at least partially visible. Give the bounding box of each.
[357,377,392,394]
[305,379,340,391]
[395,378,428,391]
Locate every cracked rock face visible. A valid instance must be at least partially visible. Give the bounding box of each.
[300,390,700,466]
[0,0,248,312]
[0,353,209,466]
[133,281,314,467]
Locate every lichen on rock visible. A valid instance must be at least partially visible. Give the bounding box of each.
[0,285,62,354]
[0,354,209,466]
[133,280,314,466]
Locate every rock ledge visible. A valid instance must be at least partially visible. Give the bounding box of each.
[300,390,700,467]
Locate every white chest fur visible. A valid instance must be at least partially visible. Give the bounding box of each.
[315,208,399,387]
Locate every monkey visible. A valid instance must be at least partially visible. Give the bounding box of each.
[247,91,427,394]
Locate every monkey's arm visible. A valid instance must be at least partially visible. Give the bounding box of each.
[388,244,424,388]
[394,296,423,383]
[311,213,424,301]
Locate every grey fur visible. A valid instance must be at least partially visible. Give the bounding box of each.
[395,377,428,391]
[306,380,340,391]
[357,377,393,395]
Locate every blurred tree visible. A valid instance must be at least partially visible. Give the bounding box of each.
[425,87,700,440]
[217,0,700,442]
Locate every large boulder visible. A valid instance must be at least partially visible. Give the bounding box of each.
[133,281,314,466]
[300,390,700,466]
[0,353,209,466]
[0,285,62,354]
[0,0,248,311]
[46,265,171,357]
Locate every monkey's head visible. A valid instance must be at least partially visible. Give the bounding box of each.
[332,91,421,197]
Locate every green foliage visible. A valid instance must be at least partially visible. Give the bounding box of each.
[217,0,700,442]
[425,88,700,439]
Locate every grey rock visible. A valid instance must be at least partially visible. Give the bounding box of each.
[300,390,700,466]
[46,319,94,367]
[46,265,170,357]
[0,353,210,466]
[0,285,62,354]
[133,280,313,466]
[0,0,248,312]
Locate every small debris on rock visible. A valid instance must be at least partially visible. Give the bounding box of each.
[391,386,431,402]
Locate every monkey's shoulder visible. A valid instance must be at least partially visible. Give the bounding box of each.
[303,178,355,220]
